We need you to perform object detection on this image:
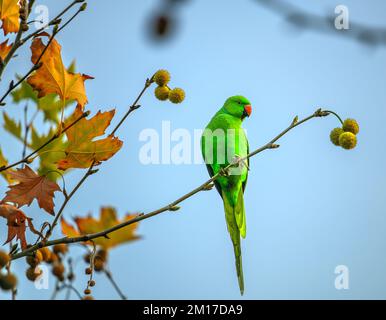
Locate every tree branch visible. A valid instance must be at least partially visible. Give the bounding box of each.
[11,107,333,261]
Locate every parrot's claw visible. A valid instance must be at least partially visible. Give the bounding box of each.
[232,155,249,171]
[219,167,229,177]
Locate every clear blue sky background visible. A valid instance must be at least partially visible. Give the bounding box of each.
[1,0,386,299]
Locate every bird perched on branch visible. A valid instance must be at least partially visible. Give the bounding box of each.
[201,95,252,295]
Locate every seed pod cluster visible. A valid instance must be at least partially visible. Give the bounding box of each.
[330,118,359,150]
[153,70,185,104]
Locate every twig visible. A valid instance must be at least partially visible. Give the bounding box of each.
[0,111,89,173]
[104,269,127,300]
[109,77,153,136]
[11,108,333,261]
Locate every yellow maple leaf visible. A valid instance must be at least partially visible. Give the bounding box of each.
[27,33,93,108]
[61,207,141,250]
[0,0,19,35]
[0,147,14,183]
[0,39,12,60]
[57,106,123,170]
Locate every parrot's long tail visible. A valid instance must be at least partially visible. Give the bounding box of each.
[222,191,245,295]
[233,236,244,296]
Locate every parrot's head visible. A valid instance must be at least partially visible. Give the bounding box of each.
[223,95,252,120]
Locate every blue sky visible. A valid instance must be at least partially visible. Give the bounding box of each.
[1,0,386,299]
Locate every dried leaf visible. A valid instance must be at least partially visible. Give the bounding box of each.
[57,106,123,170]
[0,39,11,60]
[0,0,19,35]
[0,204,34,250]
[2,165,61,215]
[61,207,141,250]
[27,33,93,107]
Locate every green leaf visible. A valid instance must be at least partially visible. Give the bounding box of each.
[11,77,39,104]
[30,126,67,181]
[3,112,23,141]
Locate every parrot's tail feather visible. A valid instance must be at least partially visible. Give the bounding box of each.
[222,191,245,295]
[233,241,244,295]
[235,189,246,239]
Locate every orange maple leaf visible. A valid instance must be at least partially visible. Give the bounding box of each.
[61,207,141,250]
[0,0,20,35]
[0,39,12,60]
[27,33,93,107]
[2,165,61,215]
[57,106,123,170]
[0,203,36,250]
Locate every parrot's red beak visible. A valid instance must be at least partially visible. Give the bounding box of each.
[243,105,252,118]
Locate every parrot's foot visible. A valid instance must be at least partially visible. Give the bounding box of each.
[219,167,230,177]
[232,155,249,171]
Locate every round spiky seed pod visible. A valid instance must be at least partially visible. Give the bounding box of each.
[0,273,17,291]
[96,250,108,262]
[330,127,344,146]
[85,267,92,275]
[93,257,104,272]
[154,69,170,86]
[84,253,91,264]
[53,244,68,255]
[342,118,359,135]
[26,267,43,282]
[168,88,185,104]
[0,251,10,269]
[52,263,65,278]
[83,295,94,300]
[38,247,51,262]
[26,251,43,267]
[339,132,357,150]
[84,288,91,295]
[46,252,59,264]
[155,86,170,101]
[89,280,96,287]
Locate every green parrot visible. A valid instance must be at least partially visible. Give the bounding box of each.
[201,95,252,295]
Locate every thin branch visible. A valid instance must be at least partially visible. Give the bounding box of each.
[0,111,90,173]
[109,77,153,136]
[104,269,127,300]
[11,108,333,261]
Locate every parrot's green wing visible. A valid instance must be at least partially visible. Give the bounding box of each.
[205,164,223,198]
